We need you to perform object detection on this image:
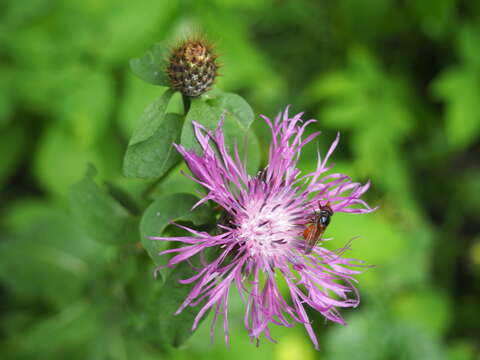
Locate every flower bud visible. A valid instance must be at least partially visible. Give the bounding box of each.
[166,38,219,97]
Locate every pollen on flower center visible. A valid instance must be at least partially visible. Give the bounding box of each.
[236,195,301,258]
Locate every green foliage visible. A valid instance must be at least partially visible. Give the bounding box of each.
[124,112,183,178]
[56,66,115,147]
[130,42,171,86]
[16,302,100,359]
[309,47,414,195]
[141,193,213,347]
[128,89,175,146]
[153,260,209,347]
[0,124,27,188]
[140,193,212,268]
[69,165,139,245]
[181,92,260,173]
[431,24,480,151]
[325,306,446,360]
[392,289,452,338]
[0,199,107,308]
[1,0,479,358]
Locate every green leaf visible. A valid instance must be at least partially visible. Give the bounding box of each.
[34,127,93,197]
[0,123,26,189]
[17,302,100,358]
[130,42,170,86]
[153,163,204,198]
[119,74,168,139]
[69,165,138,245]
[56,66,114,147]
[406,0,455,38]
[392,289,451,337]
[457,24,480,67]
[128,88,175,146]
[153,259,211,347]
[196,8,284,102]
[0,66,14,126]
[432,67,480,150]
[209,91,255,129]
[123,113,183,179]
[99,1,180,65]
[0,200,108,309]
[140,193,212,267]
[180,97,219,151]
[34,126,122,197]
[325,307,445,360]
[180,94,260,174]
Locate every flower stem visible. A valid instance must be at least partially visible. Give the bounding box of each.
[182,95,191,115]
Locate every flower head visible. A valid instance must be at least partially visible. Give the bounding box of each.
[154,108,375,349]
[166,37,219,97]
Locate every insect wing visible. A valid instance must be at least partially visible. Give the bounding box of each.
[304,224,324,254]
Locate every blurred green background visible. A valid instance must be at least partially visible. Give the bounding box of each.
[1,0,479,359]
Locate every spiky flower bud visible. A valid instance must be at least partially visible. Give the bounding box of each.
[166,38,219,97]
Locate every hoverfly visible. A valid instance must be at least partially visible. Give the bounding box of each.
[303,203,333,254]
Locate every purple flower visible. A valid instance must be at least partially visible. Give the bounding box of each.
[153,108,375,349]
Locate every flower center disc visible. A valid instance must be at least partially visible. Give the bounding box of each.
[236,198,300,258]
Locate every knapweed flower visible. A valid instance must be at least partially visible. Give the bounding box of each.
[166,37,219,97]
[154,108,375,349]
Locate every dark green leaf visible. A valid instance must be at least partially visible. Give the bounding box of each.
[0,66,14,127]
[0,201,108,309]
[18,302,100,358]
[140,193,212,267]
[123,113,183,178]
[153,259,211,347]
[0,123,26,189]
[69,165,138,245]
[180,95,260,173]
[129,42,170,86]
[128,88,175,146]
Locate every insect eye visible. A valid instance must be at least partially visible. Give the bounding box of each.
[320,215,330,226]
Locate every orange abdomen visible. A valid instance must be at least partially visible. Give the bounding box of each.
[303,224,314,239]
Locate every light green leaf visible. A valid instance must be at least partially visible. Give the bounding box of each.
[325,306,446,360]
[393,289,451,337]
[209,91,255,129]
[99,0,179,65]
[33,126,121,196]
[432,67,480,150]
[56,66,114,147]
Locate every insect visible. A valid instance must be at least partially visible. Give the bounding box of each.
[303,203,333,254]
